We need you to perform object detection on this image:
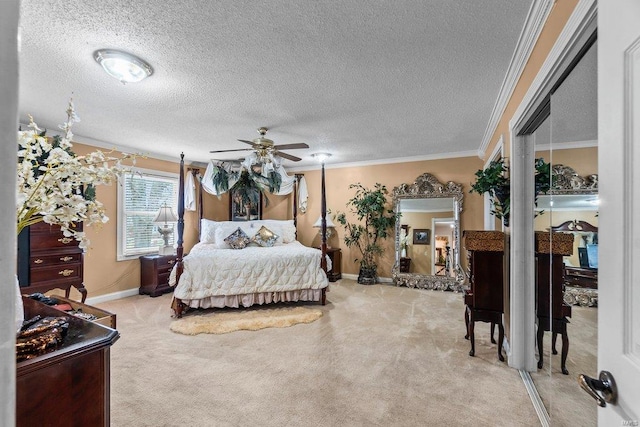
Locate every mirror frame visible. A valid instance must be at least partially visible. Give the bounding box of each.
[545,164,599,306]
[391,173,465,291]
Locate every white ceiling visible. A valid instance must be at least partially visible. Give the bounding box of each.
[18,1,532,168]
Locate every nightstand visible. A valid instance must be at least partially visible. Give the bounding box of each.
[139,254,176,297]
[399,257,411,273]
[317,247,341,282]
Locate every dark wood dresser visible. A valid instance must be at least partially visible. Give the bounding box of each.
[17,222,87,302]
[17,297,119,427]
[564,266,598,289]
[139,254,176,296]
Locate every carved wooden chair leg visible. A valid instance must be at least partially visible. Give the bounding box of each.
[537,324,545,369]
[561,330,569,375]
[497,321,505,362]
[490,322,496,344]
[468,314,476,357]
[464,306,470,340]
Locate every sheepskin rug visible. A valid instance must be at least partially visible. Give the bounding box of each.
[170,306,323,335]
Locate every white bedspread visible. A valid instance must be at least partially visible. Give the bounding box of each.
[169,241,329,301]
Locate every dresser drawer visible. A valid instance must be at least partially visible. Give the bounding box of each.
[30,253,81,267]
[30,232,80,250]
[158,271,171,286]
[30,263,82,284]
[157,257,176,271]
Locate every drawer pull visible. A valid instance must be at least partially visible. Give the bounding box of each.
[34,259,44,264]
[168,259,175,265]
[58,237,73,244]
[58,269,74,277]
[60,256,73,262]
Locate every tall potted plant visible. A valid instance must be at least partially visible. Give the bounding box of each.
[336,183,396,284]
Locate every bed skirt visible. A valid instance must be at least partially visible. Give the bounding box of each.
[179,288,325,309]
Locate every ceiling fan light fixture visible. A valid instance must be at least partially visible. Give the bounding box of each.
[312,152,332,163]
[94,49,153,84]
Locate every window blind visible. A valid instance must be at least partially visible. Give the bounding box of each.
[120,172,179,258]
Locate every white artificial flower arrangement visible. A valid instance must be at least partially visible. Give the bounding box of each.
[17,99,135,249]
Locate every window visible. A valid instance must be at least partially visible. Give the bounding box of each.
[117,168,179,260]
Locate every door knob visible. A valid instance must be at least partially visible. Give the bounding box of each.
[578,371,618,407]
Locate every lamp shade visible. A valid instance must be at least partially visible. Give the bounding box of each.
[153,205,178,223]
[313,215,335,228]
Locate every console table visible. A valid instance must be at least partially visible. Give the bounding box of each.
[17,297,119,427]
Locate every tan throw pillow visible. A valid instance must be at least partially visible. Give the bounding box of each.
[252,225,279,247]
[224,227,251,249]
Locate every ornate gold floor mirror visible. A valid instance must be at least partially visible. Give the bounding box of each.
[391,173,465,292]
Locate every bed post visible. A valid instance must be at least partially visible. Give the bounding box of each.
[293,174,299,233]
[172,153,186,317]
[320,162,328,305]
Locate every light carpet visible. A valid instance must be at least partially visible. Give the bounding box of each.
[170,306,323,335]
[97,280,542,427]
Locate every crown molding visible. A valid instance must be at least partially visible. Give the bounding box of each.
[477,0,555,159]
[287,150,479,173]
[534,138,598,151]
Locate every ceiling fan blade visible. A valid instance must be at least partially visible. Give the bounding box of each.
[209,148,253,153]
[237,139,257,146]
[276,152,302,162]
[272,143,309,150]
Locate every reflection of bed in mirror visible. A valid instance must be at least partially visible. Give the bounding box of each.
[551,219,598,307]
[536,165,599,307]
[391,173,464,292]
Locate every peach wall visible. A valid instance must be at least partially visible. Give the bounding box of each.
[67,144,200,299]
[484,0,580,161]
[295,156,484,277]
[535,146,598,175]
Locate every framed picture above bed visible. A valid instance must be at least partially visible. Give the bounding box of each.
[230,188,262,221]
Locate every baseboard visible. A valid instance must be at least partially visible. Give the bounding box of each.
[340,273,393,284]
[85,288,140,305]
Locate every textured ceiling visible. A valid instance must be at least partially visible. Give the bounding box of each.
[18,0,531,168]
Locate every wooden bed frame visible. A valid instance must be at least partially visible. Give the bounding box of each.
[172,153,329,317]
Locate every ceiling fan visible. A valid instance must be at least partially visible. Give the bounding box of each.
[210,127,309,162]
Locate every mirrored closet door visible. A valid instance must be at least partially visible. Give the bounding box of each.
[530,39,598,426]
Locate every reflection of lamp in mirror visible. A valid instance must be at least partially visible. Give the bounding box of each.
[154,203,178,255]
[313,215,335,246]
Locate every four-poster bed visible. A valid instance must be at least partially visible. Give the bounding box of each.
[170,154,329,317]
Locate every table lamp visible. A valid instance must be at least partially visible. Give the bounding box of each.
[153,203,178,255]
[313,215,335,245]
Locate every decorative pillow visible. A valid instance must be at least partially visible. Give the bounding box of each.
[223,227,251,249]
[252,226,279,247]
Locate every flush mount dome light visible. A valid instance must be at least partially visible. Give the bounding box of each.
[94,49,153,83]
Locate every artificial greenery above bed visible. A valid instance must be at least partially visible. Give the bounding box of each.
[210,163,282,206]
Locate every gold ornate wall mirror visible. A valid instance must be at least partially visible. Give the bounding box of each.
[392,173,464,291]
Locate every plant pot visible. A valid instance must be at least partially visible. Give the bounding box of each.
[357,266,377,285]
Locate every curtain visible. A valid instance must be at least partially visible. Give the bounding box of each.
[201,161,301,197]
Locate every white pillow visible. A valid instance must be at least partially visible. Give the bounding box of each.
[200,219,219,244]
[263,219,297,243]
